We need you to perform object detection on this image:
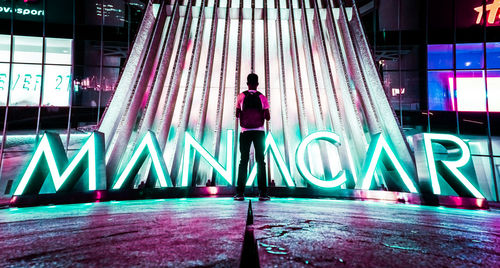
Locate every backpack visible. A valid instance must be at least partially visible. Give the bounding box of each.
[240,91,265,128]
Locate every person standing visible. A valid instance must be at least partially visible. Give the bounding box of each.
[234,73,270,201]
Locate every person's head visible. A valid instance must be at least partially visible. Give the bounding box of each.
[247,73,259,90]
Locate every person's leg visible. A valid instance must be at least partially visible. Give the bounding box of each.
[237,131,251,195]
[253,131,267,196]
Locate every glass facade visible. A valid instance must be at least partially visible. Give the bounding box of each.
[362,0,500,201]
[0,0,146,196]
[427,44,500,112]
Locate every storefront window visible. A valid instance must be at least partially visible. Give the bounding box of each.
[0,35,72,107]
[428,71,454,111]
[456,43,484,69]
[45,38,72,65]
[428,44,453,70]
[486,42,500,68]
[42,65,71,106]
[0,34,10,62]
[9,63,42,106]
[0,63,9,105]
[12,35,42,64]
[428,43,500,113]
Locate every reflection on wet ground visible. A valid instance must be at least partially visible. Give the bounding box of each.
[0,198,499,267]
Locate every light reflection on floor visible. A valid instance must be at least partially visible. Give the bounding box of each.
[0,198,499,267]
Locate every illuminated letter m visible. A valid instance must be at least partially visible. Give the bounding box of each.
[13,131,106,195]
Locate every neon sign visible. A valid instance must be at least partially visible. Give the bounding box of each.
[12,130,484,200]
[359,134,418,193]
[182,130,234,187]
[111,131,171,190]
[475,0,500,25]
[14,132,106,195]
[246,132,294,187]
[295,132,346,188]
[413,133,484,199]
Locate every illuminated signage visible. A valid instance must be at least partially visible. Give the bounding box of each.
[391,88,405,97]
[246,132,294,187]
[111,131,171,190]
[11,130,484,201]
[413,133,484,199]
[182,130,234,187]
[0,6,44,16]
[359,134,418,193]
[475,0,500,25]
[14,132,106,195]
[295,132,346,188]
[0,0,44,20]
[0,64,72,106]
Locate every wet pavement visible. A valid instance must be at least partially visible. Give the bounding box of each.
[0,198,499,267]
[252,199,500,267]
[0,198,247,267]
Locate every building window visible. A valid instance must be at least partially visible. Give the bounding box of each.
[0,34,72,107]
[428,43,500,112]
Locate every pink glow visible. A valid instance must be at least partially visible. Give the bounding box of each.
[448,196,464,207]
[206,187,218,195]
[95,190,102,202]
[448,77,500,112]
[355,190,398,201]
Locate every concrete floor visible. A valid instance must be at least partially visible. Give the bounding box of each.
[0,198,499,267]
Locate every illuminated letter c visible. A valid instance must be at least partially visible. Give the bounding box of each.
[295,131,346,188]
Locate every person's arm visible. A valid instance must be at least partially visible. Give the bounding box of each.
[261,94,270,121]
[236,92,244,118]
[263,109,270,121]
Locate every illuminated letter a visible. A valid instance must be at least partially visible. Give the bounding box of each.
[246,133,295,187]
[111,131,172,190]
[358,134,419,193]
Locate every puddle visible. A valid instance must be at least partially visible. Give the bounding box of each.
[259,242,288,255]
[382,243,418,251]
[258,224,286,230]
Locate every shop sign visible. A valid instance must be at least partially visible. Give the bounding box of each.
[475,0,500,25]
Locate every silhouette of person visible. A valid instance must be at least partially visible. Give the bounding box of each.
[234,73,270,201]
